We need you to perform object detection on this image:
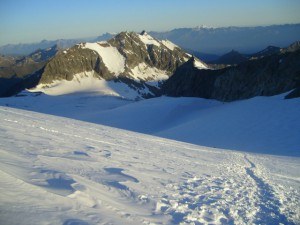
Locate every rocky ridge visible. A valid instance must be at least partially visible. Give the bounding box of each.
[162,42,300,101]
[0,45,59,97]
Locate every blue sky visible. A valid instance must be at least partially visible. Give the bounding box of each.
[0,0,299,45]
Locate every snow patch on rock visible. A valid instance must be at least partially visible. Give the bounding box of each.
[130,62,169,81]
[161,40,178,51]
[138,33,161,47]
[83,42,125,74]
[194,59,208,69]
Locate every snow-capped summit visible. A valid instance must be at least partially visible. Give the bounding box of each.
[30,31,207,99]
[193,25,215,30]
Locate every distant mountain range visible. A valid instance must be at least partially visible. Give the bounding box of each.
[1,24,299,57]
[0,33,114,56]
[208,46,281,65]
[150,24,300,54]
[209,42,298,65]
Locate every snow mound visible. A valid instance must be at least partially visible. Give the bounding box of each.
[83,42,125,74]
[29,71,141,100]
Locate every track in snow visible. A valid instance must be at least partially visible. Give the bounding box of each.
[244,156,293,225]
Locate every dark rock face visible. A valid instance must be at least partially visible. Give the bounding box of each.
[39,45,107,83]
[162,59,219,99]
[285,88,300,99]
[162,49,300,101]
[0,46,58,97]
[249,46,281,59]
[211,50,248,65]
[0,59,46,97]
[0,69,42,97]
[0,45,58,79]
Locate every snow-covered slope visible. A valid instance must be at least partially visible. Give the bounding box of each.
[0,106,299,225]
[31,71,145,99]
[1,93,299,157]
[79,94,300,156]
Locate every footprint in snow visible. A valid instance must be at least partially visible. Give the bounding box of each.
[63,219,90,225]
[31,169,76,196]
[85,146,95,150]
[102,167,139,196]
[97,149,111,158]
[73,151,89,157]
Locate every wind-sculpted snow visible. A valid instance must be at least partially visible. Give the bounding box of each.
[0,107,299,225]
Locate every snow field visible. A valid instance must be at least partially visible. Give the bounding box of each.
[1,94,299,157]
[0,106,299,225]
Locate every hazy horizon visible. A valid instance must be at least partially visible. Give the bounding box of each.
[1,0,300,46]
[1,23,300,47]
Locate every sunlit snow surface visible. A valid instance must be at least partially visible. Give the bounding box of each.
[161,40,179,51]
[83,42,125,74]
[30,71,140,99]
[130,62,169,82]
[138,32,161,47]
[0,94,299,225]
[193,59,208,69]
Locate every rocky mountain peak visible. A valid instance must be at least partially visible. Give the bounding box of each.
[30,31,207,99]
[212,50,248,65]
[140,30,147,35]
[282,41,300,53]
[250,46,281,59]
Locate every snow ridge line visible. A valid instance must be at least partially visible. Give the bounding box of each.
[243,155,294,225]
